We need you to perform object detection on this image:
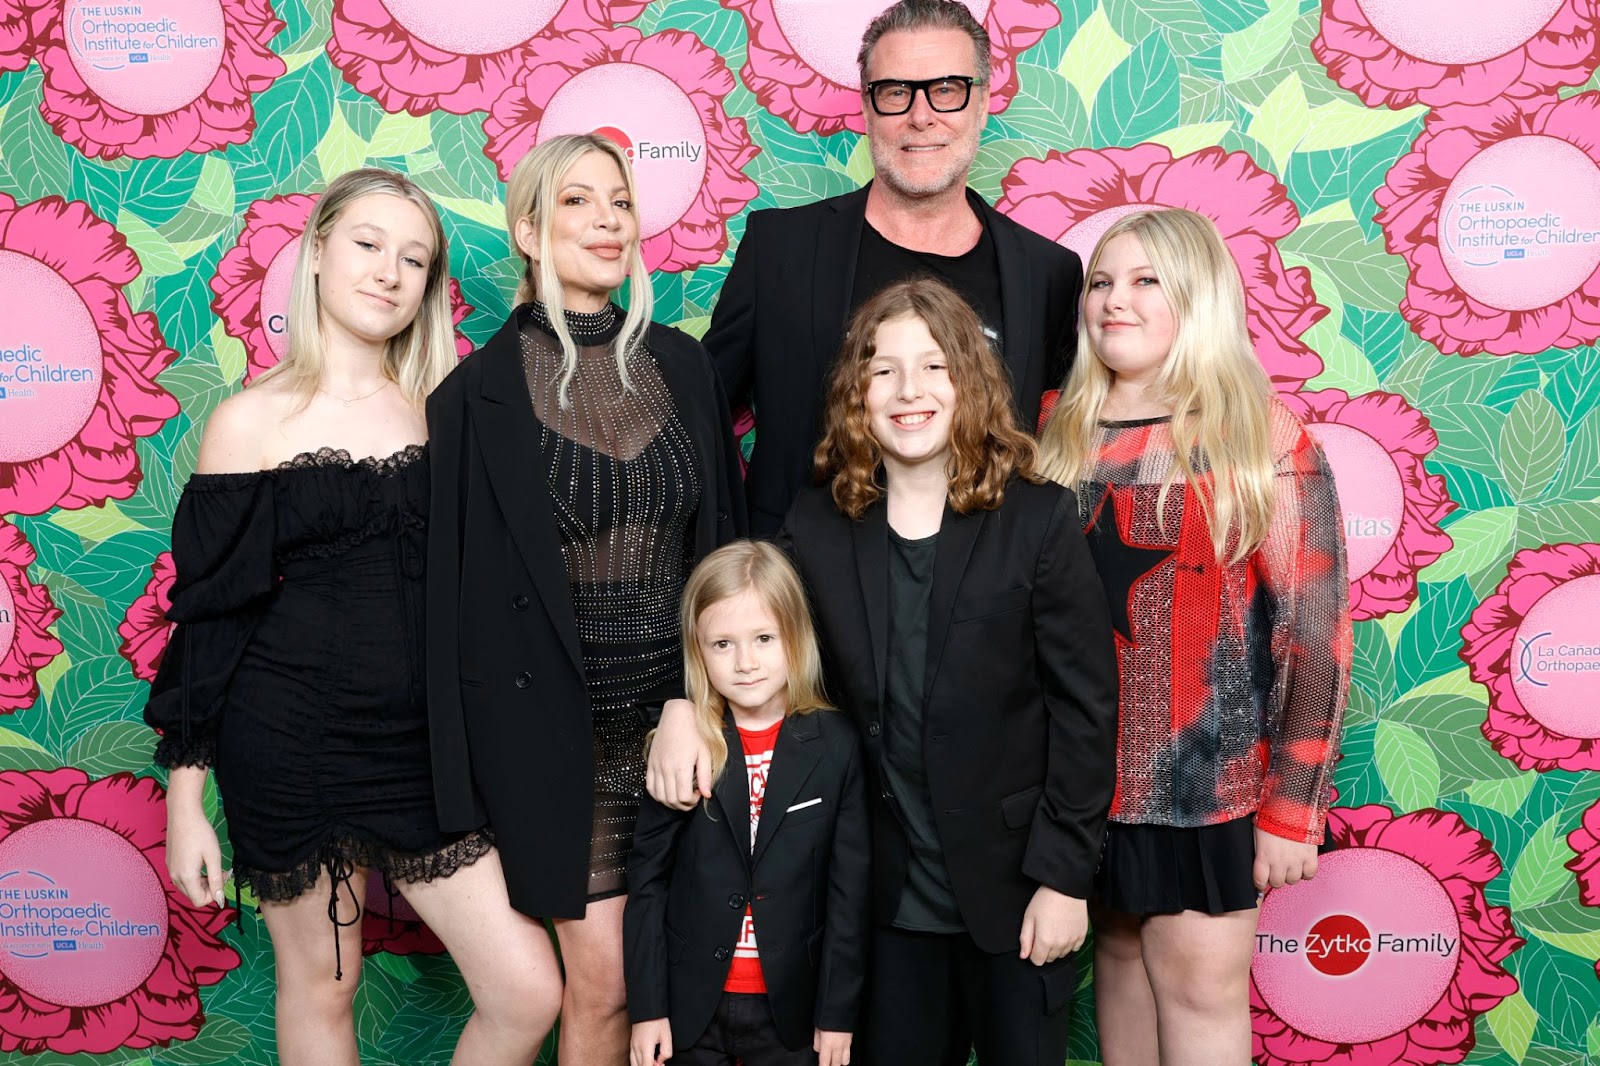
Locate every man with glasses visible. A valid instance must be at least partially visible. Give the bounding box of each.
[703,0,1082,535]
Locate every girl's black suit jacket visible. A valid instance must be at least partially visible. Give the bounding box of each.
[425,304,746,920]
[781,477,1119,955]
[625,711,870,1051]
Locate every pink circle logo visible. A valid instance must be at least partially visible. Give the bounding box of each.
[1438,136,1600,311]
[0,818,168,1007]
[1354,0,1564,65]
[260,236,301,361]
[769,0,990,87]
[0,251,103,465]
[1060,204,1150,269]
[63,0,226,116]
[538,64,708,240]
[1305,423,1403,582]
[1253,848,1460,1044]
[378,0,563,56]
[1511,573,1600,740]
[0,580,15,666]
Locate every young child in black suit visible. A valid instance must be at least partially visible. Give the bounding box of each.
[625,541,870,1066]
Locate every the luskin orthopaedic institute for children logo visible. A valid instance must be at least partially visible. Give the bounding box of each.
[0,253,103,466]
[63,0,225,116]
[1253,848,1460,1044]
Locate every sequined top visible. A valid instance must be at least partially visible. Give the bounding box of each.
[1078,400,1351,844]
[520,300,702,717]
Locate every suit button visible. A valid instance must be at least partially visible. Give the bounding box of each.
[728,893,745,909]
[511,594,529,611]
[867,721,881,737]
[716,509,730,522]
[713,946,731,962]
[514,672,532,689]
[881,787,894,800]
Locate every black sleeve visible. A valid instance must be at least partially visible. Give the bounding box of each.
[703,210,763,409]
[623,795,694,1023]
[1022,488,1119,898]
[814,722,870,1033]
[1046,247,1083,393]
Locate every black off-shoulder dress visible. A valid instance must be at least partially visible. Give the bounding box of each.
[145,445,491,972]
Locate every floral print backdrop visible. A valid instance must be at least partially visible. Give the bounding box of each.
[0,0,1597,1063]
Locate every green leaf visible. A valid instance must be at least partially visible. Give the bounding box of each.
[1518,501,1600,546]
[66,720,155,777]
[116,211,186,278]
[0,726,58,772]
[0,73,70,204]
[1394,579,1478,694]
[212,322,248,387]
[1246,73,1309,173]
[1146,121,1235,159]
[1300,263,1381,394]
[1428,403,1509,480]
[317,107,369,185]
[158,1018,253,1065]
[433,112,504,202]
[1419,508,1515,584]
[970,139,1043,201]
[1090,32,1180,149]
[1498,390,1566,503]
[1280,217,1407,311]
[192,154,235,215]
[253,60,337,186]
[50,501,146,545]
[52,656,145,739]
[1468,772,1535,816]
[1220,0,1296,82]
[1485,989,1538,1063]
[1057,6,1131,109]
[369,111,433,159]
[1373,719,1440,810]
[1548,407,1600,502]
[1510,813,1573,911]
[1001,63,1089,149]
[1298,98,1429,153]
[1387,692,1520,794]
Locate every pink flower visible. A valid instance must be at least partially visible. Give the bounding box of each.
[1251,805,1524,1066]
[0,769,240,1054]
[0,193,180,516]
[28,0,285,161]
[327,0,651,116]
[1459,543,1600,772]
[482,26,759,274]
[1313,0,1600,109]
[1373,93,1600,356]
[1567,800,1600,978]
[361,877,445,956]
[1279,389,1455,621]
[995,145,1327,391]
[211,193,476,382]
[725,0,1058,136]
[0,519,63,715]
[117,553,175,684]
[0,0,51,73]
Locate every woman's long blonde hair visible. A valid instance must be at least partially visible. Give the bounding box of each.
[255,168,456,410]
[674,541,830,788]
[503,133,653,408]
[1039,208,1276,563]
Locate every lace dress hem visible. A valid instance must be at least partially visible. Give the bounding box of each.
[237,826,496,902]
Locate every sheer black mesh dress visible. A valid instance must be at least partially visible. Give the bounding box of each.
[145,445,494,972]
[521,301,702,900]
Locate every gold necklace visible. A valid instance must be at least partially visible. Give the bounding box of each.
[318,379,391,408]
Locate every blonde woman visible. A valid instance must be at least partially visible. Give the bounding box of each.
[426,133,745,1063]
[1038,207,1351,1065]
[147,168,556,1065]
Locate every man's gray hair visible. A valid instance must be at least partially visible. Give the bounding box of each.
[856,0,992,87]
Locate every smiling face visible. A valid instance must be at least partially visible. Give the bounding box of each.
[516,149,639,313]
[312,192,435,353]
[696,586,791,725]
[1085,231,1177,387]
[863,27,987,201]
[865,312,958,476]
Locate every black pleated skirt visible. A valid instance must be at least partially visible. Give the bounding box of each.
[1096,814,1259,916]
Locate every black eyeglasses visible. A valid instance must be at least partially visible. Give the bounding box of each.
[864,75,981,116]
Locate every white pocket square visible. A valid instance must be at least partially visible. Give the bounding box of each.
[786,797,822,813]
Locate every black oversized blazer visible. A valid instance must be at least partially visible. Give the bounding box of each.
[780,477,1119,957]
[425,304,746,920]
[624,711,870,1052]
[705,184,1083,532]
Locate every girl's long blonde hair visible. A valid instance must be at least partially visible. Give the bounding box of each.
[675,541,830,787]
[503,133,653,408]
[1038,208,1276,563]
[255,168,456,410]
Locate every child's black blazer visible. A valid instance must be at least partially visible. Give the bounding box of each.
[624,709,870,1052]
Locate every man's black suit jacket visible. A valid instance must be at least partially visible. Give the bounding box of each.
[780,478,1118,955]
[625,711,870,1051]
[705,184,1083,532]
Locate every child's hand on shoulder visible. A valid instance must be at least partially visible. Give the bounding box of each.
[814,1028,852,1066]
[630,1018,673,1066]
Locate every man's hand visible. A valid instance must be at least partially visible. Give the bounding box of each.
[630,1018,673,1066]
[815,1028,852,1066]
[1018,885,1087,966]
[1253,827,1319,893]
[645,698,712,811]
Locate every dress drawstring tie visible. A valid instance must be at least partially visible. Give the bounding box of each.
[324,853,361,981]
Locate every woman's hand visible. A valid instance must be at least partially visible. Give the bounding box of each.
[165,767,227,908]
[630,1018,673,1066]
[815,1028,852,1066]
[1253,826,1319,892]
[645,698,712,811]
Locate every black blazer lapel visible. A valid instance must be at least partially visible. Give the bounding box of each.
[712,715,753,866]
[851,504,890,709]
[984,196,1035,400]
[812,189,869,377]
[469,310,584,676]
[924,504,985,703]
[751,714,823,868]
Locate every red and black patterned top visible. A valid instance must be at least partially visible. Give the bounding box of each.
[1076,400,1351,844]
